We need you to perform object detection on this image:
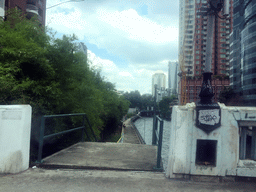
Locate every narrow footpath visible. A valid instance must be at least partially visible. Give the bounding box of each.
[123,118,141,144]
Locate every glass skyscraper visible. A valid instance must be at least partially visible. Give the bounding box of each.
[230,0,256,105]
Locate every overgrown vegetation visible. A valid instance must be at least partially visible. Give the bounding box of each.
[0,11,130,161]
[123,90,177,120]
[218,86,244,106]
[123,90,154,111]
[158,95,177,120]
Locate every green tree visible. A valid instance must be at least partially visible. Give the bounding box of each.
[158,95,177,120]
[0,11,131,159]
[218,86,244,106]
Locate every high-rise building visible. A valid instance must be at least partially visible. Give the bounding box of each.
[173,61,178,95]
[168,61,172,92]
[178,0,233,104]
[230,0,256,105]
[152,71,166,101]
[77,42,88,58]
[168,61,178,96]
[1,0,46,25]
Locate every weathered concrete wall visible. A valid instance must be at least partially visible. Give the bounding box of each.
[0,105,32,174]
[166,103,256,178]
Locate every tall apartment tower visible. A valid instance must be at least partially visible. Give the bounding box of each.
[168,61,172,91]
[168,61,178,96]
[178,0,233,104]
[152,70,166,97]
[230,0,256,105]
[1,0,46,25]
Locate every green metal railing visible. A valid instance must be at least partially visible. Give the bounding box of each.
[152,115,164,170]
[37,113,97,163]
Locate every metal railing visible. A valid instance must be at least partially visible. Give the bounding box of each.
[152,115,164,170]
[37,113,97,163]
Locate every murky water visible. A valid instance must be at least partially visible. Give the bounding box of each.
[133,117,171,172]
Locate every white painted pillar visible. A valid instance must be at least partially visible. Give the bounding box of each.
[0,105,32,173]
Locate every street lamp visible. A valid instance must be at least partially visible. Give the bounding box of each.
[47,0,84,9]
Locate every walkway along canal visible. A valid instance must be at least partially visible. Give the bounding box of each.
[134,117,171,172]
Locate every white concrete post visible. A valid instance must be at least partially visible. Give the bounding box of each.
[0,105,32,173]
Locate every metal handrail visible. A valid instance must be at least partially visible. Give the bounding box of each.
[152,115,164,170]
[37,113,97,163]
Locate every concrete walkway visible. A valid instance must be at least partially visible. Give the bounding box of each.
[39,142,157,171]
[38,118,157,171]
[1,168,255,192]
[123,118,141,144]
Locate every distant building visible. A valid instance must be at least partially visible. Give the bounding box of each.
[230,0,256,105]
[168,61,178,96]
[77,42,88,59]
[1,0,46,25]
[152,70,166,102]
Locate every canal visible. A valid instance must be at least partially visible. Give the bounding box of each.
[133,117,171,172]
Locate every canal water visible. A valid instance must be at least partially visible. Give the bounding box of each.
[133,117,171,172]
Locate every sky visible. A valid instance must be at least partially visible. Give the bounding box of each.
[46,0,179,95]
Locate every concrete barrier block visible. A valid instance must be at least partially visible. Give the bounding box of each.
[0,105,32,174]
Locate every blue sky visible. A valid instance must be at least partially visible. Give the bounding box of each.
[46,0,179,94]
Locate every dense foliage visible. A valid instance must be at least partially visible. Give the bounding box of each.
[218,86,244,106]
[0,12,130,160]
[123,90,177,120]
[123,90,154,111]
[158,95,177,120]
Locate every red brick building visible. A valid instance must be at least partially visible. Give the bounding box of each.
[180,77,230,103]
[3,0,46,25]
[178,0,233,104]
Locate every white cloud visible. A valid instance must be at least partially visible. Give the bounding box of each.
[46,0,179,94]
[96,8,178,43]
[88,50,160,94]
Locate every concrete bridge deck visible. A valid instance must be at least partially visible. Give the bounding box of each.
[38,118,159,171]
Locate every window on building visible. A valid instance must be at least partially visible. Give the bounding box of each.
[220,38,226,42]
[38,7,43,16]
[27,0,37,5]
[239,126,256,160]
[221,49,226,53]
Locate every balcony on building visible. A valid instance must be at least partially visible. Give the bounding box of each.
[26,1,38,20]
